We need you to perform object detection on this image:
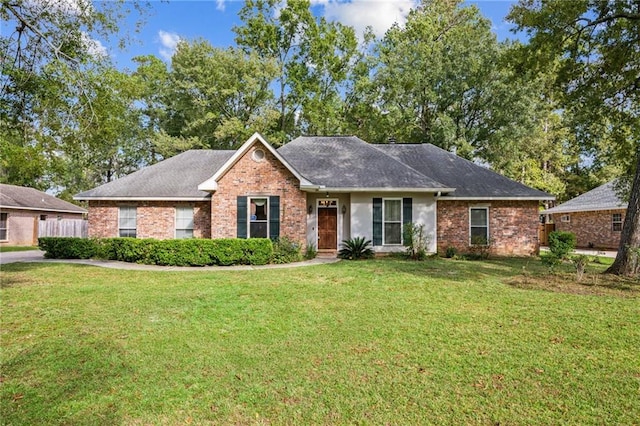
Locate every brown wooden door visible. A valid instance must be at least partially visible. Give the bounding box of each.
[318,208,337,249]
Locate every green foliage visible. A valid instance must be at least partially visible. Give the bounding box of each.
[304,242,318,260]
[403,222,430,260]
[445,246,458,259]
[338,237,374,260]
[467,236,492,260]
[38,237,97,259]
[271,237,303,264]
[571,254,591,282]
[548,231,577,260]
[39,237,274,266]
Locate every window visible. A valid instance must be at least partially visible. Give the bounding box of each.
[612,213,623,232]
[0,213,7,240]
[176,207,194,238]
[249,197,268,238]
[560,214,570,223]
[383,199,402,245]
[119,207,137,238]
[470,207,489,245]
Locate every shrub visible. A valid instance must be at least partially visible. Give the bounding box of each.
[445,246,457,259]
[272,237,302,264]
[403,222,431,260]
[38,237,97,259]
[548,231,576,260]
[304,242,317,260]
[571,254,591,282]
[467,236,491,260]
[39,237,273,267]
[242,238,273,265]
[338,237,374,260]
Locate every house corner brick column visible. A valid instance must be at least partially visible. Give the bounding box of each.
[437,200,540,256]
[210,143,307,245]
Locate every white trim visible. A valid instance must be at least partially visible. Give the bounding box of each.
[308,187,456,194]
[175,206,194,239]
[118,206,137,238]
[543,205,628,214]
[442,196,554,201]
[383,198,403,246]
[0,205,86,214]
[248,196,269,238]
[198,133,313,191]
[0,212,8,242]
[469,206,489,246]
[74,196,209,202]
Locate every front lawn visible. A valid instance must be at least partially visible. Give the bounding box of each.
[0,246,39,253]
[1,258,638,424]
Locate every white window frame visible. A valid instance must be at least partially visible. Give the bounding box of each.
[383,198,403,245]
[118,206,137,238]
[560,214,570,223]
[248,197,269,238]
[0,212,8,241]
[469,207,489,246]
[612,213,623,232]
[175,206,194,239]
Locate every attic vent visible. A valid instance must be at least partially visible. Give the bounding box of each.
[252,148,265,162]
[388,137,396,144]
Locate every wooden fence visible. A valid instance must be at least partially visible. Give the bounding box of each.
[38,219,88,239]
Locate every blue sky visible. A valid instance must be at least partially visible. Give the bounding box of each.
[105,0,520,71]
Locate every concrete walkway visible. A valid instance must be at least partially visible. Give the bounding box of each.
[0,250,340,271]
[540,247,618,258]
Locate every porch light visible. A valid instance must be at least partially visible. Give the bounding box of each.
[342,205,347,215]
[308,205,313,214]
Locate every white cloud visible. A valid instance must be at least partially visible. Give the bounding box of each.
[319,0,418,40]
[28,0,92,17]
[81,32,108,58]
[157,30,181,61]
[216,0,225,11]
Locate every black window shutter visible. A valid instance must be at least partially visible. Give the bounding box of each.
[237,196,247,238]
[403,198,412,226]
[373,198,382,246]
[269,196,280,240]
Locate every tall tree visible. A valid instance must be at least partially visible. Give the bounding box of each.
[234,0,358,140]
[509,0,640,277]
[369,0,530,160]
[1,0,147,192]
[161,40,279,152]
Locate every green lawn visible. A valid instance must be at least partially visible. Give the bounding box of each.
[0,246,39,253]
[1,258,638,425]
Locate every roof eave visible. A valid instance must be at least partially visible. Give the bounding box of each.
[73,196,211,202]
[440,196,555,201]
[542,204,628,214]
[304,187,457,193]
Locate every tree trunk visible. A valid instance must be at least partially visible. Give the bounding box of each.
[605,153,640,277]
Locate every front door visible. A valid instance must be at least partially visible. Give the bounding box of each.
[317,207,338,249]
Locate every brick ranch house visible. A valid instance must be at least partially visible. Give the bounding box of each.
[75,133,553,256]
[543,180,627,250]
[1,183,87,246]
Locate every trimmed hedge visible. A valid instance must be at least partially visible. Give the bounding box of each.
[38,237,273,266]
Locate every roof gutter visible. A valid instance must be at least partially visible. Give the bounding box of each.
[73,196,211,202]
[0,205,86,214]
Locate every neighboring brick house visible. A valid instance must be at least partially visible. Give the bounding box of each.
[543,181,627,250]
[0,184,87,246]
[75,133,553,256]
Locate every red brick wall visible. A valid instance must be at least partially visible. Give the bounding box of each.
[87,201,211,239]
[552,209,625,249]
[211,143,307,245]
[437,200,540,256]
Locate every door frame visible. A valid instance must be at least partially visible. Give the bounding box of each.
[316,198,339,250]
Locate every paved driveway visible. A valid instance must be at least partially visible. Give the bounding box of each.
[0,250,46,265]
